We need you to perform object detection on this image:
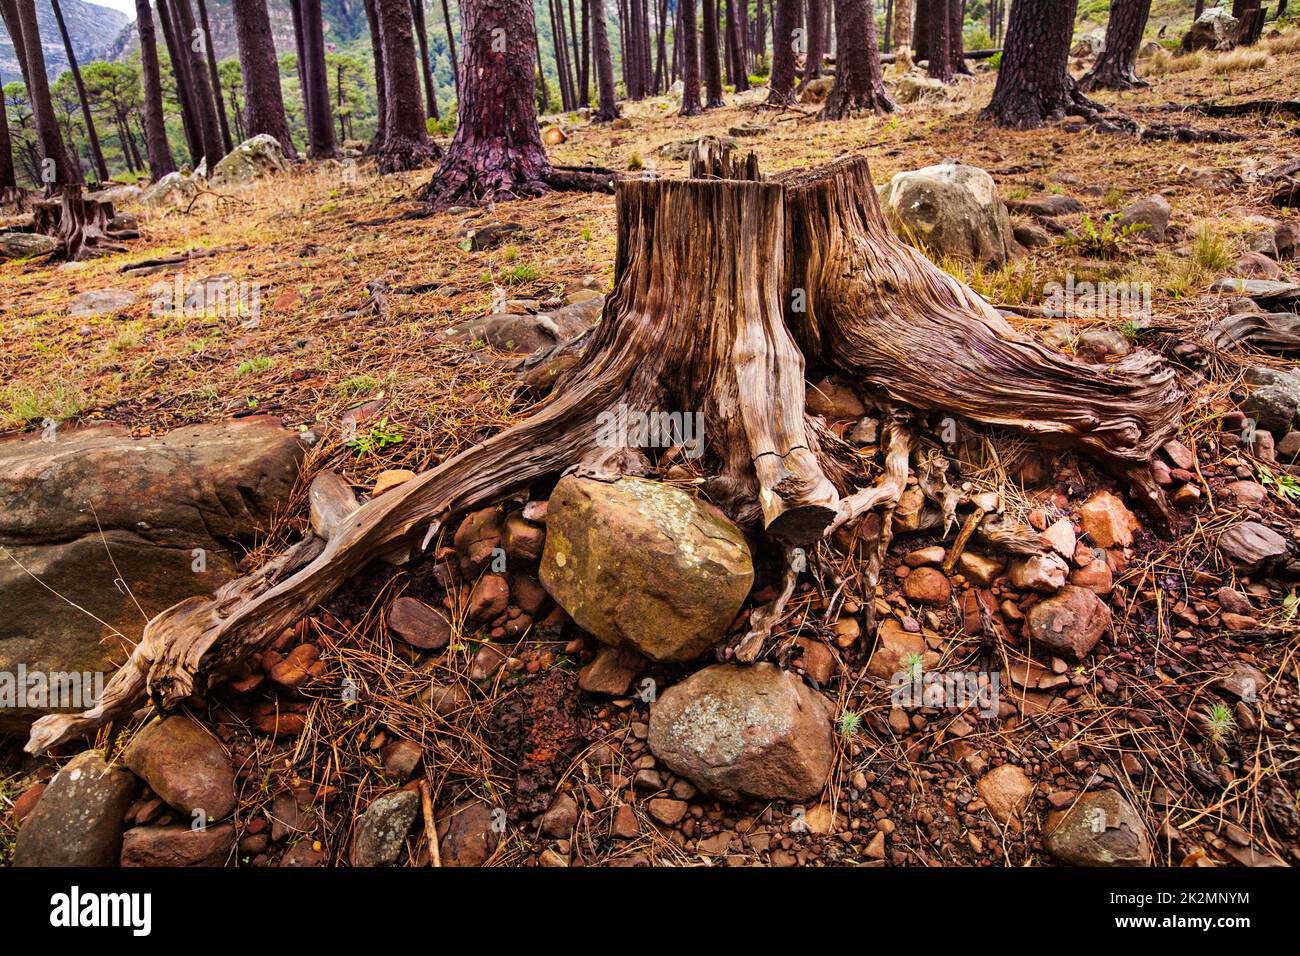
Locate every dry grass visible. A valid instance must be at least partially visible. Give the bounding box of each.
[1146,48,1204,75]
[1213,48,1273,74]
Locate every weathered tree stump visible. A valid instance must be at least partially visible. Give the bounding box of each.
[26,144,1184,754]
[33,185,126,261]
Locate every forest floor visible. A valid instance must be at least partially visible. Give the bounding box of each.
[2,34,1300,867]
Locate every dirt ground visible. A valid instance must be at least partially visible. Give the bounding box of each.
[2,33,1299,867]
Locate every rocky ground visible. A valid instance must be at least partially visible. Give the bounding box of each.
[1,31,1299,868]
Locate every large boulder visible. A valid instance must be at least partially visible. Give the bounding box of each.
[1243,378,1300,434]
[1182,7,1238,52]
[648,663,834,802]
[0,232,58,259]
[140,170,202,209]
[1045,790,1152,866]
[877,163,1016,267]
[0,417,307,729]
[14,750,138,866]
[540,475,753,662]
[123,716,236,821]
[209,134,291,188]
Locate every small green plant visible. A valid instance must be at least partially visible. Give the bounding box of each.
[580,226,593,242]
[1205,702,1236,745]
[1116,319,1142,343]
[346,416,404,456]
[988,50,1003,69]
[627,152,644,172]
[838,710,862,741]
[334,374,380,397]
[502,244,519,262]
[235,355,275,377]
[1259,465,1300,500]
[902,652,924,682]
[500,263,540,286]
[1190,225,1232,274]
[1059,214,1146,259]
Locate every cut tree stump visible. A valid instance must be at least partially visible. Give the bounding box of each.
[33,185,127,261]
[25,141,1184,754]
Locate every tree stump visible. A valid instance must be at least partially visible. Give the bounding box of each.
[33,185,125,261]
[26,144,1184,754]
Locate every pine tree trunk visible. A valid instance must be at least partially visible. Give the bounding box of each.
[197,0,234,151]
[680,0,703,113]
[821,0,893,118]
[288,0,312,129]
[51,0,108,182]
[172,0,226,166]
[702,0,725,105]
[949,0,969,74]
[1080,0,1152,91]
[768,0,799,103]
[233,0,300,159]
[726,0,749,89]
[590,0,621,119]
[912,0,929,59]
[134,0,178,178]
[0,80,17,192]
[981,0,1107,129]
[421,0,613,208]
[440,0,459,94]
[298,0,339,157]
[25,142,1184,757]
[411,0,440,120]
[364,0,388,147]
[927,0,952,82]
[892,0,911,51]
[805,0,825,81]
[375,0,441,170]
[154,0,202,165]
[10,0,80,189]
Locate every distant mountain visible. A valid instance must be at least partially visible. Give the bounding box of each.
[0,0,129,83]
[105,0,371,66]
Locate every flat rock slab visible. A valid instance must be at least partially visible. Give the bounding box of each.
[0,416,307,728]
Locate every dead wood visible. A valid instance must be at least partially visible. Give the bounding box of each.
[33,185,125,261]
[24,144,1186,755]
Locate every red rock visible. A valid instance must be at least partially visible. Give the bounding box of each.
[612,804,639,838]
[469,644,507,681]
[956,551,1004,587]
[454,505,505,575]
[11,783,45,823]
[578,644,646,695]
[1026,585,1112,661]
[511,574,549,615]
[123,715,236,820]
[381,739,423,781]
[121,824,234,866]
[794,637,837,685]
[268,643,320,688]
[1069,558,1113,594]
[467,574,509,623]
[388,597,453,650]
[648,798,688,825]
[960,589,999,635]
[976,765,1034,824]
[372,469,416,497]
[1008,552,1068,592]
[1078,491,1140,548]
[867,620,934,679]
[1162,439,1195,470]
[437,800,502,867]
[903,567,951,605]
[540,793,579,837]
[502,513,545,561]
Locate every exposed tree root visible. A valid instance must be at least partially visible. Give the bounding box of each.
[25,145,1185,754]
[375,136,443,175]
[33,185,126,261]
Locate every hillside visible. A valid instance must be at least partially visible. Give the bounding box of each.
[0,0,127,81]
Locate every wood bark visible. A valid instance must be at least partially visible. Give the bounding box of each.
[197,0,234,152]
[1080,0,1153,91]
[155,0,203,165]
[680,0,702,114]
[767,0,798,104]
[702,0,725,106]
[50,0,108,182]
[10,0,80,189]
[821,0,893,118]
[725,0,749,89]
[135,0,178,177]
[375,0,441,170]
[927,0,952,82]
[297,0,339,158]
[364,0,388,147]
[591,0,621,119]
[233,0,299,160]
[421,0,613,209]
[173,0,227,166]
[981,0,1109,130]
[440,0,459,93]
[805,0,825,81]
[412,0,440,121]
[24,143,1183,756]
[34,183,125,259]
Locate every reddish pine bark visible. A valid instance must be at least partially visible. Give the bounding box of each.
[172,0,227,166]
[701,0,724,107]
[679,0,703,114]
[981,0,1107,129]
[767,0,798,104]
[134,0,178,178]
[1080,0,1153,91]
[51,0,108,181]
[374,0,440,171]
[297,0,339,158]
[411,0,440,120]
[363,0,388,147]
[805,0,825,81]
[232,0,299,159]
[927,0,952,82]
[821,0,893,118]
[9,0,80,188]
[591,0,622,120]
